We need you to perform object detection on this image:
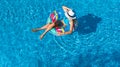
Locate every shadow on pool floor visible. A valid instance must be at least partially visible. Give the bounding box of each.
[76,14,102,35]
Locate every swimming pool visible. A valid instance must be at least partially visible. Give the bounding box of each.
[0,0,120,67]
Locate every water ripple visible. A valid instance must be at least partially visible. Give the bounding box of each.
[54,33,81,55]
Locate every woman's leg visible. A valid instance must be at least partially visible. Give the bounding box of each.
[40,23,55,39]
[32,23,50,32]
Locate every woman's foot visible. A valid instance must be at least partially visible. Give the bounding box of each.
[32,29,38,32]
[40,34,44,40]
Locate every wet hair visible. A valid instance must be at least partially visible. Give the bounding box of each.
[54,20,63,27]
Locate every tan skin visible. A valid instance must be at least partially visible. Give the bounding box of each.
[32,23,56,39]
[32,6,75,40]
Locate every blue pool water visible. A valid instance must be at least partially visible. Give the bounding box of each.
[0,0,120,67]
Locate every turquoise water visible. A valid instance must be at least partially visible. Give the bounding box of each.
[0,0,120,67]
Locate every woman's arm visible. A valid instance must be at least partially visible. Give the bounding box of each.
[64,21,74,34]
[58,21,74,35]
[61,20,66,27]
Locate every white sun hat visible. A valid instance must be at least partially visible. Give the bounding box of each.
[65,10,76,20]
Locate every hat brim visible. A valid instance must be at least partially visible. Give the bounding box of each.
[65,12,76,20]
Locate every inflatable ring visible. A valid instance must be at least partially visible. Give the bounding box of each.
[47,10,77,35]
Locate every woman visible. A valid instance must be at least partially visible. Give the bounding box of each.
[58,6,77,35]
[32,6,76,40]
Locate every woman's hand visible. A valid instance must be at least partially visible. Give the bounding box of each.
[62,6,72,12]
